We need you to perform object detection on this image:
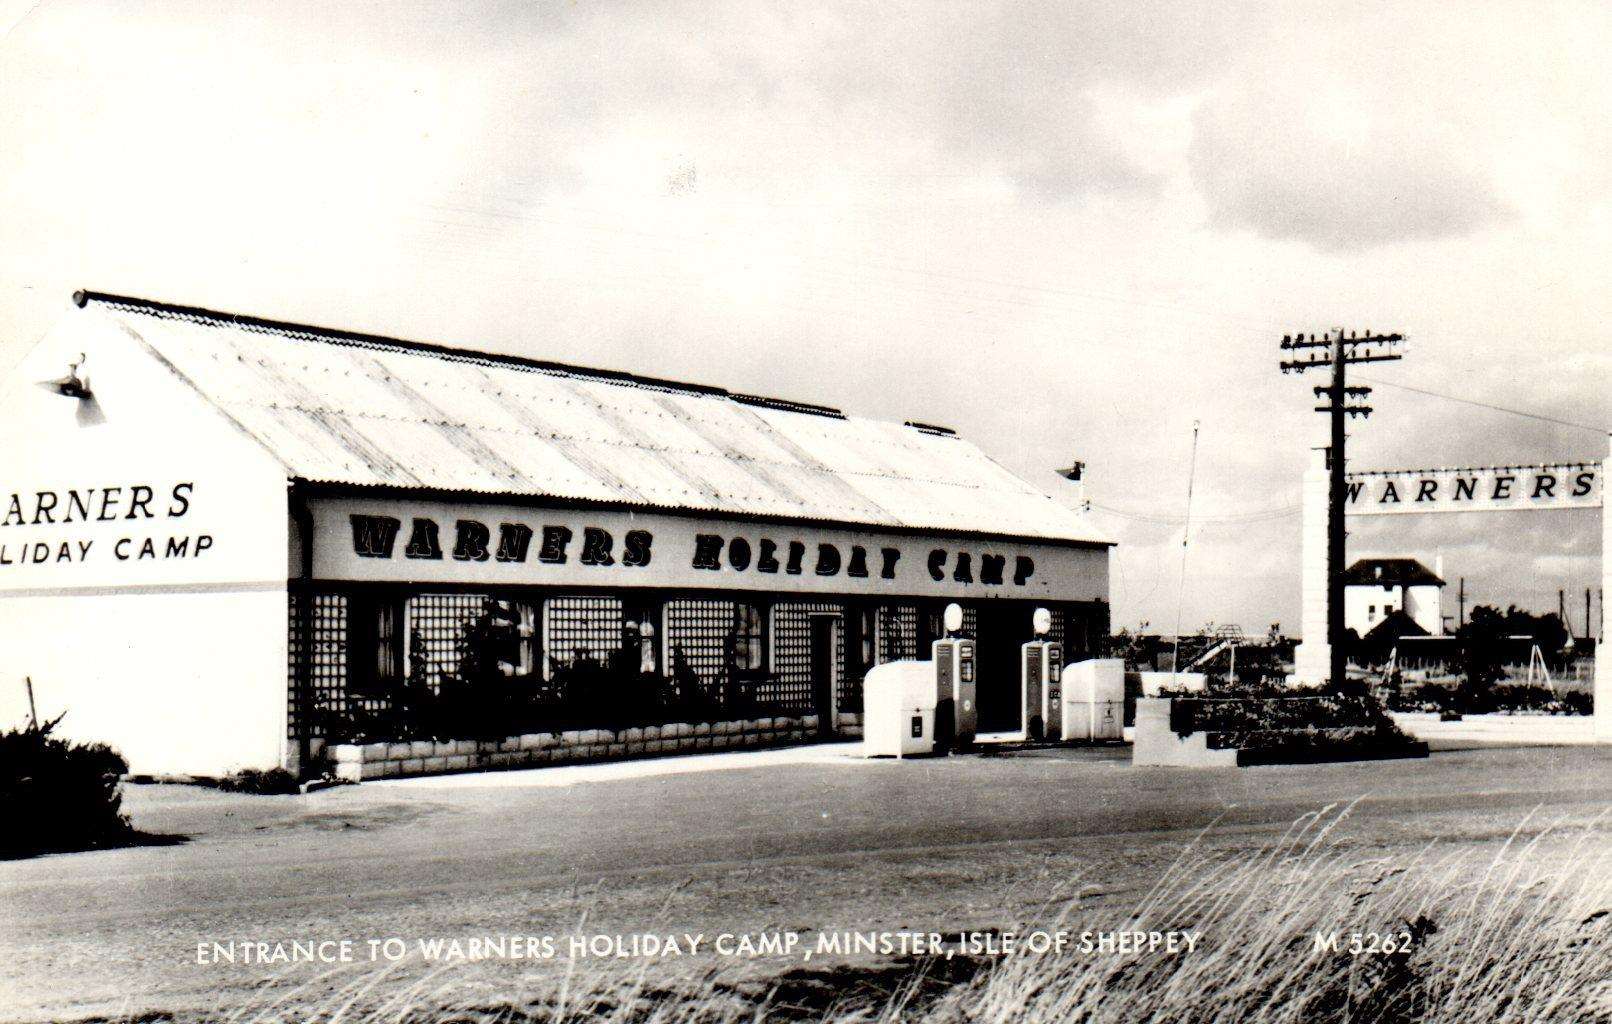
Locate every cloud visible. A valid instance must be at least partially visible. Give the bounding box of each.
[1189,97,1511,252]
[1184,2,1612,253]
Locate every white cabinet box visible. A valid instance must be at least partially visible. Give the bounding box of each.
[1061,658,1125,742]
[862,661,939,758]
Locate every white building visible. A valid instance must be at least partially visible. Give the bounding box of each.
[1343,558,1445,638]
[0,291,1112,778]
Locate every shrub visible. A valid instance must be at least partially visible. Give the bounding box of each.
[0,715,133,858]
[215,767,301,795]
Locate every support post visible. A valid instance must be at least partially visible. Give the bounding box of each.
[1327,338,1349,689]
[1291,447,1332,685]
[1596,435,1611,740]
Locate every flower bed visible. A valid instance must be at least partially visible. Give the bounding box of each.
[1169,695,1386,734]
[1134,697,1427,767]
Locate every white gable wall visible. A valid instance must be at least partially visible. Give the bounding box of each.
[0,306,291,776]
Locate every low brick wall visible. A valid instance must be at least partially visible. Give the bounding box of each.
[330,715,823,781]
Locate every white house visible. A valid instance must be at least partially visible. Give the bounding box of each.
[1343,558,1446,638]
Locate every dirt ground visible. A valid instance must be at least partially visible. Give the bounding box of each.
[3,734,1610,1022]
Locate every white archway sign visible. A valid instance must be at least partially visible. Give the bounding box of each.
[1291,435,1608,738]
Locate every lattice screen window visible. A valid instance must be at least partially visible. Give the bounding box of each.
[925,604,979,642]
[1045,607,1067,648]
[544,595,624,678]
[664,598,744,693]
[288,592,350,740]
[771,602,843,710]
[877,603,919,662]
[405,593,488,689]
[286,591,305,739]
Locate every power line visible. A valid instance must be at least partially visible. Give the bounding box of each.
[1090,502,1300,525]
[1355,376,1607,434]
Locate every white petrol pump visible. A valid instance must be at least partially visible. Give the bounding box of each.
[932,602,977,750]
[1020,607,1064,741]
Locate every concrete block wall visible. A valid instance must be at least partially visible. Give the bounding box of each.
[329,715,821,782]
[1130,698,1238,767]
[1135,671,1207,696]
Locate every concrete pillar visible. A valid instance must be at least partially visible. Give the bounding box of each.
[1290,447,1332,686]
[1596,435,1610,740]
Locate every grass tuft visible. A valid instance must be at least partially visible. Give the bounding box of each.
[158,804,1612,1023]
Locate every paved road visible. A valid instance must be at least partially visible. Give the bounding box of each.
[3,737,1610,1022]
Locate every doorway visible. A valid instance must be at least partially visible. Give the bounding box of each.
[809,615,840,738]
[973,603,1031,732]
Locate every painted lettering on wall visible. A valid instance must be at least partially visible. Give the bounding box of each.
[692,532,1033,589]
[349,514,655,571]
[346,516,1040,590]
[0,482,210,567]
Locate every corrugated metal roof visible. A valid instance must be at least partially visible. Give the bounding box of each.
[83,292,1110,545]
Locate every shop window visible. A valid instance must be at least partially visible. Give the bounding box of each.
[482,598,540,679]
[855,606,877,676]
[621,599,661,675]
[732,603,765,671]
[348,593,403,695]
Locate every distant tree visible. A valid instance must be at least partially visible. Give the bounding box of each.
[1454,604,1570,707]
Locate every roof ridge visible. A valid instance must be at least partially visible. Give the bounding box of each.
[73,289,848,419]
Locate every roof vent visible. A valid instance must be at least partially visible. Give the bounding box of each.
[905,420,956,437]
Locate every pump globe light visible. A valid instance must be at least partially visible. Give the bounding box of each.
[943,602,964,635]
[1032,607,1052,636]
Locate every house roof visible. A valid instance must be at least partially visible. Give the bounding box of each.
[78,291,1109,546]
[1354,606,1431,645]
[1361,607,1432,643]
[1345,558,1445,587]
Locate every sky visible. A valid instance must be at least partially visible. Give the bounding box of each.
[1,0,1606,636]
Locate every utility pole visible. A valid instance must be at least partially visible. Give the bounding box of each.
[1460,577,1466,628]
[1281,328,1406,690]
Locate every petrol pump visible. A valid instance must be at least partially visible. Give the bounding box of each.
[932,603,977,750]
[1020,608,1064,741]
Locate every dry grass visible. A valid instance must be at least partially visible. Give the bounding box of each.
[205,803,1612,1024]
